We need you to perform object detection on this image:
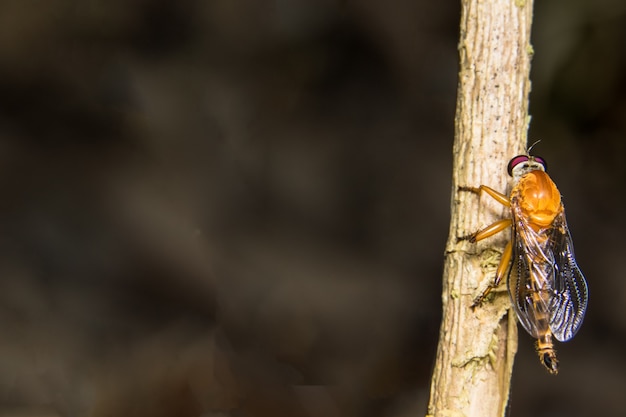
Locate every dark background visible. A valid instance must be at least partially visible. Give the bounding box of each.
[0,0,624,416]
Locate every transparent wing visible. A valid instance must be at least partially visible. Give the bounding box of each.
[507,220,553,339]
[547,212,589,342]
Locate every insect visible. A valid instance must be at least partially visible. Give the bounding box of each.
[458,150,588,374]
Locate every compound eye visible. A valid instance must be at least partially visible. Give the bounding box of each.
[532,155,548,171]
[507,155,529,176]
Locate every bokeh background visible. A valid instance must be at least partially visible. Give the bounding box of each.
[0,0,624,416]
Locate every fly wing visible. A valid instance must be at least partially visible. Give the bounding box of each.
[507,231,540,338]
[507,219,553,339]
[548,212,589,342]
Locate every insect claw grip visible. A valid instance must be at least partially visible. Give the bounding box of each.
[471,285,494,309]
[457,233,478,243]
[458,185,480,194]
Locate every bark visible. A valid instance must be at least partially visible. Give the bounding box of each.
[426,0,534,416]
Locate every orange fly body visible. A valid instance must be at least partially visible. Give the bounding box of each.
[459,151,588,374]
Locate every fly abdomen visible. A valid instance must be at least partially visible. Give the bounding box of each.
[536,334,559,374]
[530,289,559,374]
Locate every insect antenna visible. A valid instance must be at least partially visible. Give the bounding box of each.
[526,139,541,155]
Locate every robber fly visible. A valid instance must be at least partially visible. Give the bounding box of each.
[458,150,588,374]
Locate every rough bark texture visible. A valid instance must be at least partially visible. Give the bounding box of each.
[427,0,534,416]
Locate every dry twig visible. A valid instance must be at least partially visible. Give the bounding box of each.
[427,0,535,416]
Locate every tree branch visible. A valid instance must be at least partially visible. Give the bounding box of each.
[427,0,534,416]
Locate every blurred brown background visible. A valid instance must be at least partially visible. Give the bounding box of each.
[0,0,624,416]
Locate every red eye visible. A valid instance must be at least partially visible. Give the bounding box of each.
[533,156,548,171]
[507,155,530,176]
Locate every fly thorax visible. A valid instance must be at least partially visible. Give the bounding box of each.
[511,170,561,228]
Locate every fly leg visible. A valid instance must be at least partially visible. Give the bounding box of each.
[471,240,512,307]
[457,219,512,307]
[457,184,513,306]
[457,184,511,242]
[458,185,510,207]
[458,218,511,243]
